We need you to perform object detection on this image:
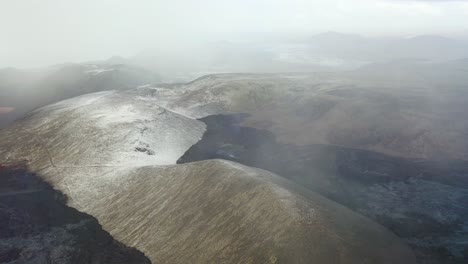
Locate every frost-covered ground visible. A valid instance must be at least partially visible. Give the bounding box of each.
[18,91,205,167]
[129,70,468,161]
[0,86,417,264]
[1,68,467,263]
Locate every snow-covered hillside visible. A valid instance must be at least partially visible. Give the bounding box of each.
[0,89,417,263]
[3,67,467,263]
[1,91,205,167]
[132,70,468,160]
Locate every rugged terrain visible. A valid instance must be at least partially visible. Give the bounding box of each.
[0,163,151,264]
[0,88,416,263]
[1,65,467,263]
[142,63,468,160]
[179,114,468,263]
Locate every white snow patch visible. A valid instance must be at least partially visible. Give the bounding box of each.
[85,68,115,75]
[91,104,149,127]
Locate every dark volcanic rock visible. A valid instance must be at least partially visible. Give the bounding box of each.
[178,114,468,264]
[0,164,151,264]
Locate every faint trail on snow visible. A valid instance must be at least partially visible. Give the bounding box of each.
[31,132,57,168]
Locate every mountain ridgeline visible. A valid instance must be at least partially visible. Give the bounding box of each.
[0,63,160,128]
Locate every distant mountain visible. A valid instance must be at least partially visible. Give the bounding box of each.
[131,41,333,83]
[304,33,468,62]
[124,33,468,81]
[0,62,160,128]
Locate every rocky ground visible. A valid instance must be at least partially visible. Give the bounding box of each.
[178,114,468,264]
[0,91,417,264]
[1,69,467,263]
[0,163,151,264]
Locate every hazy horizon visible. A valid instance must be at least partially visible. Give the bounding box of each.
[2,0,468,68]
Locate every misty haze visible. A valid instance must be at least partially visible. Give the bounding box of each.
[1,1,467,264]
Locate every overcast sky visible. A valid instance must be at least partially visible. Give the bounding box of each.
[1,0,468,68]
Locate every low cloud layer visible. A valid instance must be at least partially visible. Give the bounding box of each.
[1,0,468,68]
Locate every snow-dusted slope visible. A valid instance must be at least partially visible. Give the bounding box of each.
[134,71,468,160]
[0,90,417,263]
[63,160,416,264]
[2,91,205,167]
[0,62,160,128]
